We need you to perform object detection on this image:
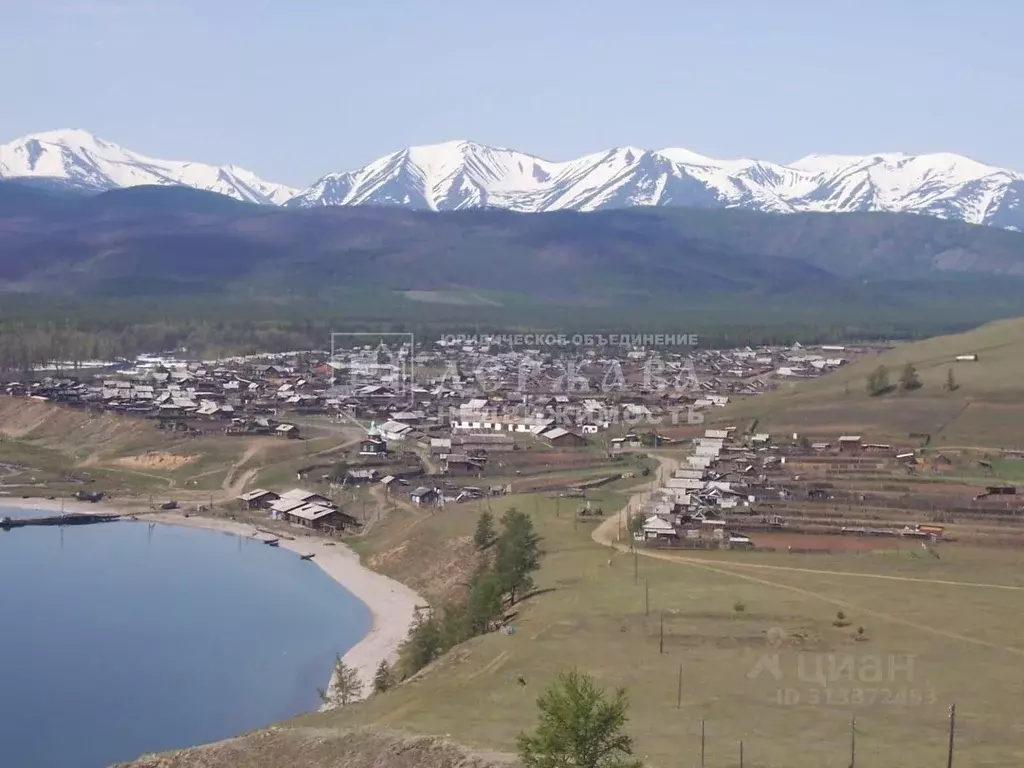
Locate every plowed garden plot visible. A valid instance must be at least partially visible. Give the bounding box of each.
[750,531,907,552]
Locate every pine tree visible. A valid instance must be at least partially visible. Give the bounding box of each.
[900,362,922,390]
[496,508,542,604]
[402,612,443,674]
[517,669,642,768]
[318,655,363,707]
[474,510,496,549]
[867,365,890,396]
[439,601,472,648]
[467,566,504,634]
[372,659,394,694]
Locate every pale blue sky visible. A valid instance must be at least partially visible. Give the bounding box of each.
[1,0,1019,187]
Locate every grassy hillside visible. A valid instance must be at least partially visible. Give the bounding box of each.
[0,399,361,501]
[116,477,1024,767]
[713,317,1024,447]
[115,727,516,768]
[262,478,1024,768]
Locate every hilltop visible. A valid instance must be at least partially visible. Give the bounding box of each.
[713,317,1024,447]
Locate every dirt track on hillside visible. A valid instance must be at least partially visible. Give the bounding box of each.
[592,458,1024,657]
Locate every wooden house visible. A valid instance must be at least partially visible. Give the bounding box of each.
[410,486,439,505]
[838,435,862,453]
[541,427,587,448]
[237,489,280,510]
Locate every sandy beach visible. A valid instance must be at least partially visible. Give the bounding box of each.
[0,496,423,706]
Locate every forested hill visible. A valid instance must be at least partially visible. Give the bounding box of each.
[3,183,1024,363]
[3,183,1024,301]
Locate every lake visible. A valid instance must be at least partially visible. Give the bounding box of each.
[0,508,371,768]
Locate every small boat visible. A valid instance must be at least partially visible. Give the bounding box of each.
[264,538,280,547]
[256,527,295,541]
[299,553,315,561]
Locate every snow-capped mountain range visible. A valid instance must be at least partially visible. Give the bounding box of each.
[2,129,1022,230]
[0,129,297,205]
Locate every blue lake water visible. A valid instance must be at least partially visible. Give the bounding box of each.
[0,508,371,768]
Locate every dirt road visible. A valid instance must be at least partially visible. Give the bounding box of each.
[591,455,1024,657]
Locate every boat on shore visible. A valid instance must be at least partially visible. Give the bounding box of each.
[255,527,294,541]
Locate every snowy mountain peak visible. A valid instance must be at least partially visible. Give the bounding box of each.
[607,146,646,159]
[289,140,1024,229]
[4,130,1024,231]
[24,128,105,146]
[406,139,479,153]
[286,139,559,210]
[789,152,910,173]
[0,129,297,205]
[656,147,756,172]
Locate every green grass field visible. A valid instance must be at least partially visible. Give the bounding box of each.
[302,477,1024,768]
[714,317,1024,448]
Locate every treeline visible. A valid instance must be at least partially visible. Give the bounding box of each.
[0,320,324,372]
[395,508,541,679]
[0,295,1002,372]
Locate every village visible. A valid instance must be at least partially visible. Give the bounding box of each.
[6,336,867,437]
[631,428,1024,553]
[0,336,925,539]
[7,335,1020,553]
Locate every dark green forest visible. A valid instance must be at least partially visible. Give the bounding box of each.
[4,182,1024,370]
[0,289,1018,373]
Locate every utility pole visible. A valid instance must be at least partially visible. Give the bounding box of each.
[644,578,649,615]
[676,664,682,708]
[633,550,638,583]
[849,716,856,768]
[659,611,664,654]
[739,740,744,768]
[700,719,705,768]
[947,704,956,768]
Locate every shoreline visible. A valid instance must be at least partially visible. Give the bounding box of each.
[0,496,423,707]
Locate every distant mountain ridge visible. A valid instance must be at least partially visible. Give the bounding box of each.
[3,182,1024,306]
[1,130,1023,230]
[0,130,297,205]
[289,141,1024,230]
